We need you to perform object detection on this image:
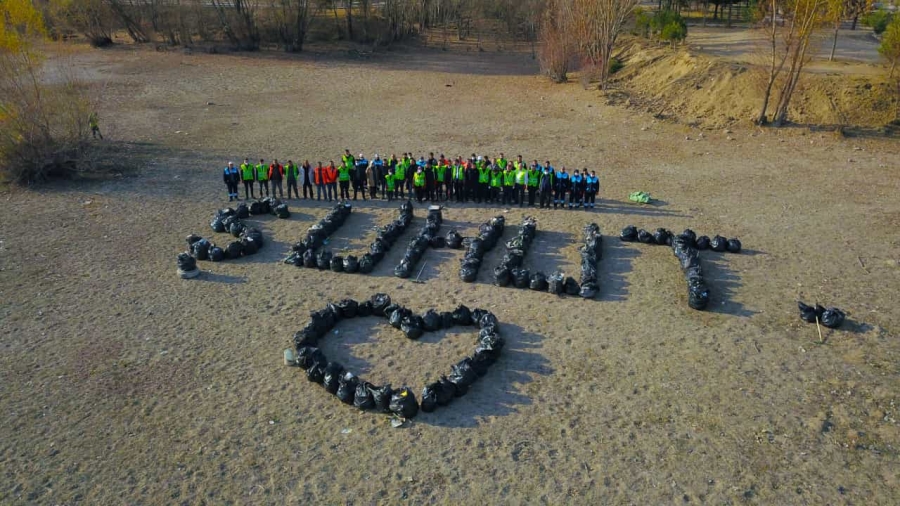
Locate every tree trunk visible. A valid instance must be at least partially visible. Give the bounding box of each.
[345,0,354,41]
[830,24,839,61]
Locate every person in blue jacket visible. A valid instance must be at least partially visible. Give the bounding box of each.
[553,164,568,209]
[223,161,240,201]
[584,170,599,209]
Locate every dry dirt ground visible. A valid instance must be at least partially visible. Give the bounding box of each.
[1,43,900,505]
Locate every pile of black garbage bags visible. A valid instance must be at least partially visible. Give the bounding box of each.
[395,206,443,278]
[292,293,504,419]
[459,215,505,282]
[492,216,537,288]
[578,223,603,298]
[669,229,710,310]
[620,225,742,253]
[798,302,846,328]
[184,205,268,264]
[284,202,353,268]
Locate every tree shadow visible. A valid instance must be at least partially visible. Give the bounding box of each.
[592,198,691,218]
[598,237,641,302]
[417,323,553,428]
[700,252,759,317]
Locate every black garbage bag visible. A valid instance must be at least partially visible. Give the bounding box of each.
[336,298,359,318]
[323,362,344,394]
[177,252,196,271]
[357,301,373,317]
[479,312,498,329]
[388,308,406,328]
[564,276,580,295]
[303,249,317,268]
[679,228,697,245]
[293,326,318,348]
[547,272,564,295]
[224,241,243,259]
[420,384,438,413]
[798,302,825,323]
[436,376,456,405]
[430,236,446,248]
[688,285,710,311]
[459,265,478,283]
[446,230,464,249]
[821,307,845,328]
[637,229,654,244]
[370,293,391,317]
[240,237,259,256]
[343,255,359,273]
[620,225,638,242]
[471,308,487,327]
[460,256,481,269]
[530,272,549,291]
[241,228,264,248]
[467,238,486,258]
[354,381,376,410]
[186,234,202,246]
[448,358,478,395]
[389,387,419,418]
[493,265,511,287]
[580,264,597,285]
[370,384,394,413]
[218,207,236,217]
[248,201,263,215]
[316,250,332,270]
[477,333,505,359]
[296,346,326,369]
[422,310,442,332]
[358,253,375,274]
[401,315,425,340]
[470,351,492,376]
[235,203,250,219]
[306,361,327,383]
[696,236,711,250]
[654,228,671,246]
[585,235,603,257]
[229,221,246,238]
[258,199,272,215]
[502,251,524,269]
[512,267,531,289]
[579,282,599,299]
[325,303,343,323]
[710,235,728,252]
[330,255,344,272]
[208,246,225,262]
[440,311,454,329]
[394,260,412,279]
[727,238,742,254]
[210,216,226,233]
[337,373,359,404]
[452,304,472,326]
[275,204,290,219]
[191,239,211,260]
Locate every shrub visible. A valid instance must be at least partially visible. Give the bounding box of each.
[865,10,894,36]
[608,57,624,74]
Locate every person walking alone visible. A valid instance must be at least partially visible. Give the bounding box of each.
[223,162,240,201]
[268,159,284,198]
[240,158,255,200]
[285,160,300,199]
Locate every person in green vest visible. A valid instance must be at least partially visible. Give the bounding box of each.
[255,159,269,197]
[527,161,541,207]
[394,157,407,199]
[513,154,524,171]
[476,156,491,204]
[490,164,503,204]
[497,153,508,171]
[240,158,256,200]
[435,156,449,202]
[400,153,413,195]
[338,159,352,200]
[413,167,426,203]
[89,112,102,139]
[514,163,528,208]
[285,160,300,199]
[452,157,466,203]
[502,165,516,205]
[385,168,396,202]
[341,149,355,170]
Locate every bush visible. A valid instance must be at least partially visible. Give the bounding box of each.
[652,10,688,47]
[608,57,624,75]
[865,10,894,36]
[634,8,652,38]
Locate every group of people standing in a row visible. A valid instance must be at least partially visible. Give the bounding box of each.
[222,150,601,209]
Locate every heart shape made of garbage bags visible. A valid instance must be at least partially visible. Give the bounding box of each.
[291,294,504,419]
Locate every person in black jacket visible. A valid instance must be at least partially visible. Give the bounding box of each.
[301,160,314,199]
[223,162,240,201]
[353,153,368,200]
[424,161,436,202]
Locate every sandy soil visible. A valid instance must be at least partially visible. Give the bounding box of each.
[1,44,899,504]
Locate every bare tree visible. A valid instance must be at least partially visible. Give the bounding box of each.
[539,0,575,82]
[211,0,261,50]
[772,0,826,126]
[273,0,318,51]
[571,0,639,88]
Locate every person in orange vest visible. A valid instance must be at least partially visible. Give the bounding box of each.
[325,161,339,201]
[268,159,284,198]
[313,161,327,201]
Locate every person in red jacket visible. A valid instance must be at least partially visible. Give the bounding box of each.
[313,161,327,201]
[268,159,284,198]
[325,161,338,201]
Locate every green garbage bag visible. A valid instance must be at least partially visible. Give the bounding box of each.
[629,191,651,204]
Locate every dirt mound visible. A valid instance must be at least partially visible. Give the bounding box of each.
[609,38,898,129]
